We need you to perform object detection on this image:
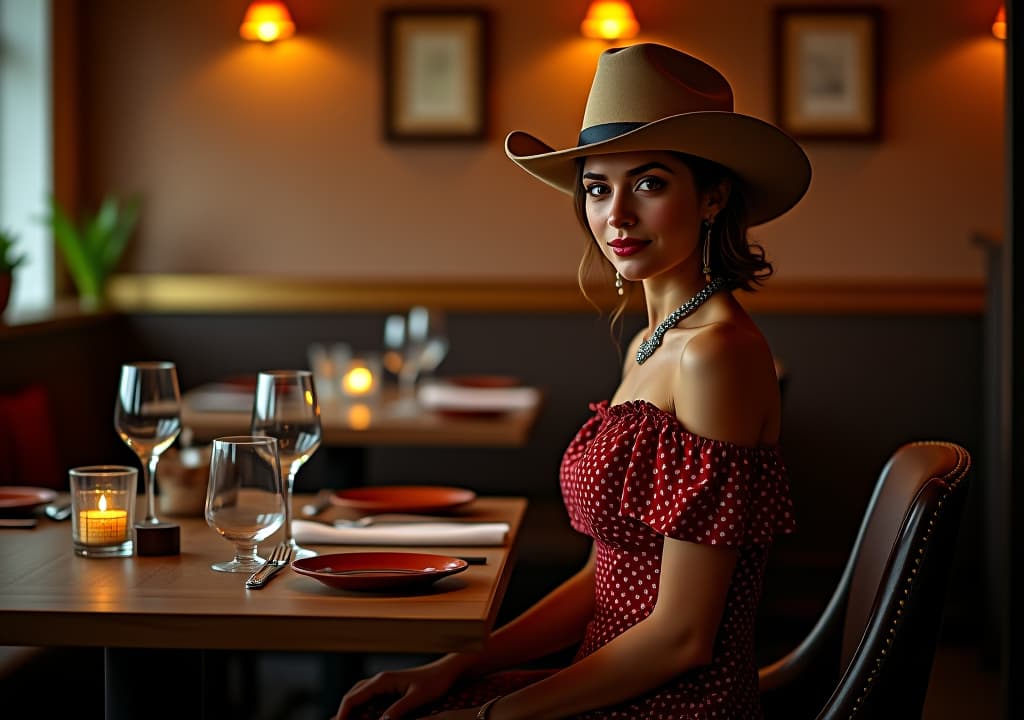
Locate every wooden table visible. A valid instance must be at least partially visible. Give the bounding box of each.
[0,495,526,717]
[182,383,543,448]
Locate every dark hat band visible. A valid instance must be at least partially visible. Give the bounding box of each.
[578,121,645,146]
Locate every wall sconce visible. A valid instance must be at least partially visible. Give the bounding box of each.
[581,1,640,41]
[240,0,295,43]
[992,4,1006,40]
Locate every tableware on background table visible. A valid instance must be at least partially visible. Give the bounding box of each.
[291,518,509,546]
[398,306,448,395]
[114,361,182,526]
[251,370,322,560]
[245,540,293,589]
[0,486,57,517]
[69,466,137,557]
[382,314,406,382]
[205,436,286,573]
[291,551,469,592]
[329,485,476,514]
[417,380,541,418]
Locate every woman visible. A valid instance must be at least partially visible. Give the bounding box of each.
[336,43,810,720]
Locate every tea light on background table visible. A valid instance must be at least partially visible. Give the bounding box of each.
[340,354,381,400]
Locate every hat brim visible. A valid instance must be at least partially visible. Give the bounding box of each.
[505,111,811,226]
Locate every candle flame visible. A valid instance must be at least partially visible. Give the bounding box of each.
[343,367,374,394]
[98,494,108,511]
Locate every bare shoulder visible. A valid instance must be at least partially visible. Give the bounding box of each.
[680,321,772,378]
[675,321,780,445]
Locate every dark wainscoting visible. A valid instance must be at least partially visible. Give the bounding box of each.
[1,307,985,659]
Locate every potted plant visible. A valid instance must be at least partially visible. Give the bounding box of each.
[43,195,140,310]
[0,227,26,316]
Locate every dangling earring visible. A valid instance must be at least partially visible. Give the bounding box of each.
[702,218,714,282]
[614,271,624,296]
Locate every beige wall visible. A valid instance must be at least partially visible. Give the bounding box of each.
[70,0,1005,283]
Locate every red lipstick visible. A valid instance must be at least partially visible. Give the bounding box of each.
[609,237,649,256]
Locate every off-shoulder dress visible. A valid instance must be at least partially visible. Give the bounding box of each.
[353,399,796,719]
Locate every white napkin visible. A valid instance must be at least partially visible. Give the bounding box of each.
[291,519,509,546]
[417,382,540,412]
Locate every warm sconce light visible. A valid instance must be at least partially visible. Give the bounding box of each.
[581,1,640,41]
[993,4,1006,40]
[239,0,295,43]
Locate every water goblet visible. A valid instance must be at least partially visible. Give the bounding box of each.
[205,435,286,573]
[251,370,322,560]
[114,361,182,525]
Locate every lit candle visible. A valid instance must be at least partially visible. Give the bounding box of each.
[79,493,129,545]
[341,357,380,398]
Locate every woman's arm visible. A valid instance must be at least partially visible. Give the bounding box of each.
[483,538,736,719]
[336,548,597,720]
[438,545,597,680]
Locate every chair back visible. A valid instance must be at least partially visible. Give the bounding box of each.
[759,441,971,719]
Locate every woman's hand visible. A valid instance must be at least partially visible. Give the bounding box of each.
[334,660,464,720]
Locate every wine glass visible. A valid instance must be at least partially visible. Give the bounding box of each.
[251,370,322,560]
[205,436,286,573]
[114,361,182,525]
[398,306,449,394]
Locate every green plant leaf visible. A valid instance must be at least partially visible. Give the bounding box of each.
[45,196,101,298]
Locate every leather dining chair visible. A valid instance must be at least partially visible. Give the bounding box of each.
[758,441,972,719]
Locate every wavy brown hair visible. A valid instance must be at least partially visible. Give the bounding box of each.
[573,152,774,327]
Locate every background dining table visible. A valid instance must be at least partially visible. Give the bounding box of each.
[0,493,526,719]
[180,381,545,492]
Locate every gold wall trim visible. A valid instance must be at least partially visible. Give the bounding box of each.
[107,274,985,315]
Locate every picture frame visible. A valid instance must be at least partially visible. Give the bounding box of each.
[382,8,490,142]
[774,6,883,141]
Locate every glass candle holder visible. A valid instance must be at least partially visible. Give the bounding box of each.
[70,465,138,557]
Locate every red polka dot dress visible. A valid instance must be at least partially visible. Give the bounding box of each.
[557,400,796,719]
[347,399,795,720]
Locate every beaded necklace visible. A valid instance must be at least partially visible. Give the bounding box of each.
[635,276,726,365]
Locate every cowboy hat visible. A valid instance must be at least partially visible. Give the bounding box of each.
[505,43,811,226]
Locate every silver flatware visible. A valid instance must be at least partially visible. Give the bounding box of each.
[332,513,456,528]
[44,502,72,521]
[245,542,293,589]
[300,490,333,518]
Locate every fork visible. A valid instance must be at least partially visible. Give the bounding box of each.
[245,542,293,589]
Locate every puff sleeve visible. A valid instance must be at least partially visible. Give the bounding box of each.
[614,402,795,548]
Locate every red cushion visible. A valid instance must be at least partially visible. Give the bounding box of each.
[0,385,62,489]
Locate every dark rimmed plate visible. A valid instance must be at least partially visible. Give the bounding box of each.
[329,485,476,514]
[0,486,57,517]
[291,552,469,591]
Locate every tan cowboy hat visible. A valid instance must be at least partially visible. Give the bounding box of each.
[505,43,811,226]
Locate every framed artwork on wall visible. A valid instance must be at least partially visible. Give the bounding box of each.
[774,6,883,141]
[382,8,490,142]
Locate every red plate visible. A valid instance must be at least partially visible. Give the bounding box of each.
[291,552,469,591]
[0,486,57,516]
[447,375,521,389]
[330,485,476,514]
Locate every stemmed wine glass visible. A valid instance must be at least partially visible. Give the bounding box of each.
[251,370,322,560]
[114,361,182,525]
[397,306,449,395]
[205,436,286,572]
